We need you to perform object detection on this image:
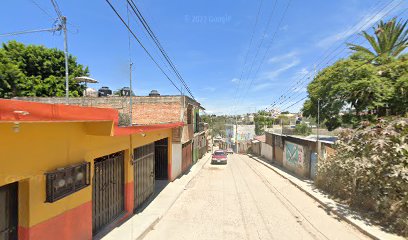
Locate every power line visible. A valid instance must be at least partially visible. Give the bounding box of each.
[0,27,61,37]
[126,0,195,99]
[29,0,55,20]
[232,0,292,115]
[268,0,403,111]
[105,0,182,93]
[278,4,408,111]
[230,0,265,114]
[269,0,404,112]
[231,0,279,115]
[126,0,193,97]
[271,1,389,108]
[125,1,178,84]
[280,56,380,112]
[50,0,63,19]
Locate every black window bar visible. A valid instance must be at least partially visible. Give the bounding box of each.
[45,162,90,203]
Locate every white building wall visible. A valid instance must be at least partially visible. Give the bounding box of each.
[261,142,273,161]
[171,143,182,181]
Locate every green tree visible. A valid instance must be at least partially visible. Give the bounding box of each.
[348,18,408,58]
[0,41,89,98]
[302,52,399,130]
[294,123,312,136]
[254,111,273,135]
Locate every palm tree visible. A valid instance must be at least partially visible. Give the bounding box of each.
[348,18,408,57]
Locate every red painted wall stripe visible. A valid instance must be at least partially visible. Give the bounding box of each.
[19,201,92,240]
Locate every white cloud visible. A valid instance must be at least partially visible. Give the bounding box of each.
[268,51,298,64]
[280,25,289,31]
[292,68,310,81]
[317,2,401,48]
[203,86,216,92]
[261,59,300,80]
[231,78,239,83]
[252,82,273,91]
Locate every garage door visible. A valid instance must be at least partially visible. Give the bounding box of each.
[92,151,125,235]
[134,143,155,210]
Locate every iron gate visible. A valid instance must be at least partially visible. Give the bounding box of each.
[155,138,168,180]
[0,182,18,240]
[92,151,124,235]
[133,143,155,210]
[182,141,192,173]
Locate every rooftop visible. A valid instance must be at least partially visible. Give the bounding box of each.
[0,99,183,136]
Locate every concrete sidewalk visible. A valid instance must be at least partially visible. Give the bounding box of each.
[248,154,405,240]
[102,153,211,240]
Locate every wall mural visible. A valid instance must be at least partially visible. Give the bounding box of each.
[284,141,304,168]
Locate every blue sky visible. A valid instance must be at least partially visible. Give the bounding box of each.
[1,0,407,115]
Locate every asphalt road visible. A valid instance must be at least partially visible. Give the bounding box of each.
[144,154,370,240]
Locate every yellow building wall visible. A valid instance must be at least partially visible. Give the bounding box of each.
[0,121,172,229]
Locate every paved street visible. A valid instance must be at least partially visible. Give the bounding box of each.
[144,154,370,240]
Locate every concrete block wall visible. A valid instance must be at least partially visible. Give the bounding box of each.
[267,132,334,179]
[171,143,182,180]
[261,142,273,161]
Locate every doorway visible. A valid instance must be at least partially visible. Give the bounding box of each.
[154,138,168,180]
[0,182,18,240]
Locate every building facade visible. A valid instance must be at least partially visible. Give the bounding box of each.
[0,99,185,239]
[15,93,207,180]
[225,124,256,153]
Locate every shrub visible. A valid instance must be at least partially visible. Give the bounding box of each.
[294,123,312,136]
[316,118,408,236]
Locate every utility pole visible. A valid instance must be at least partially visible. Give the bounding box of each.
[235,115,238,153]
[129,62,133,126]
[0,1,67,100]
[127,2,133,125]
[62,16,69,104]
[314,64,321,157]
[211,115,214,153]
[317,100,320,156]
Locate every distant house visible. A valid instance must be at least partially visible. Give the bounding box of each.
[225,124,256,153]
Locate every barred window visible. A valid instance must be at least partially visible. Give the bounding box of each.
[45,162,90,203]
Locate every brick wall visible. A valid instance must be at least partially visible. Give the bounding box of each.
[15,96,185,125]
[132,101,181,125]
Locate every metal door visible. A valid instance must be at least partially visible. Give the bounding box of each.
[133,143,155,210]
[182,141,192,173]
[155,138,168,180]
[0,182,18,240]
[92,151,125,235]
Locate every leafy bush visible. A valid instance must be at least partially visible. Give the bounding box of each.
[294,123,312,136]
[316,118,408,236]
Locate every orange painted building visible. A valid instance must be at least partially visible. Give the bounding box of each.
[0,99,183,239]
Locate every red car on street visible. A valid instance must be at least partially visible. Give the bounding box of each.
[211,150,228,164]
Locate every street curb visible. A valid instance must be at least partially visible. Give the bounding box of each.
[248,155,381,240]
[136,217,160,240]
[138,154,211,240]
